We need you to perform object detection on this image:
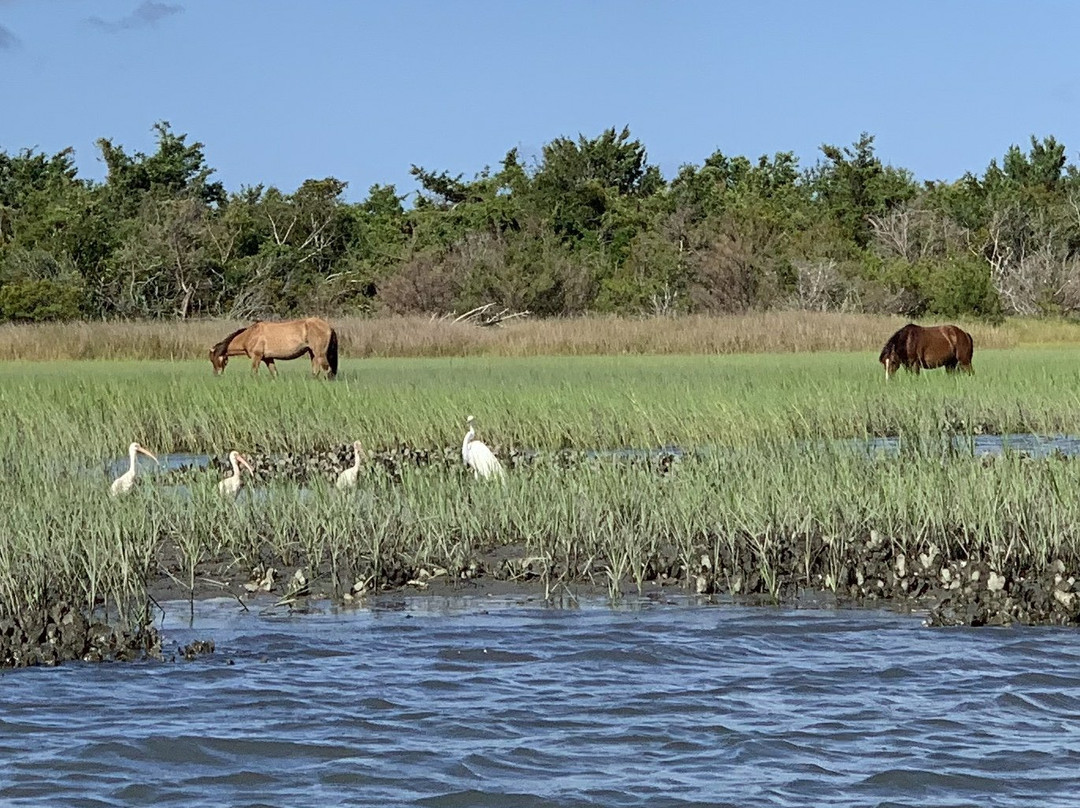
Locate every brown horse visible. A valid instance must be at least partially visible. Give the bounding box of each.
[209,318,338,379]
[879,323,973,380]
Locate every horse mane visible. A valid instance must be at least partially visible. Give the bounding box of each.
[879,323,917,362]
[211,323,258,358]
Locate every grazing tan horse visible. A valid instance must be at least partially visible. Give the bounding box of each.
[209,318,338,379]
[879,323,973,380]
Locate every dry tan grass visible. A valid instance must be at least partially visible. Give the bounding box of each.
[0,312,1044,361]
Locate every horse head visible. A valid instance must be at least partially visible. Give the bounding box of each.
[209,344,230,375]
[209,326,250,375]
[879,325,914,381]
[879,344,900,380]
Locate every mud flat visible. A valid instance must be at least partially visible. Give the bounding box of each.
[0,601,160,668]
[6,529,1080,670]
[145,529,1080,629]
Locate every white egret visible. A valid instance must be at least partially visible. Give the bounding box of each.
[110,442,159,497]
[336,440,368,490]
[462,415,505,480]
[218,450,255,497]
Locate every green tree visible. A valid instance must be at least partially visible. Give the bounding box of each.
[96,121,225,215]
[529,126,662,243]
[812,133,917,250]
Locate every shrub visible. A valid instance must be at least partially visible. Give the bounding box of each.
[0,279,85,322]
[923,256,1003,321]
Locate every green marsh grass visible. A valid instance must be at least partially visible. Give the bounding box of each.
[3,348,1080,453]
[4,345,1080,627]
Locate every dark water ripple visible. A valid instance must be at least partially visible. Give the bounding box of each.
[3,598,1080,807]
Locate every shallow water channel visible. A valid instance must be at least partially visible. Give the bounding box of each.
[109,433,1080,474]
[102,432,1080,501]
[3,597,1080,807]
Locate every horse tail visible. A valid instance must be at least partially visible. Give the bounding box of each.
[326,327,339,380]
[958,327,974,371]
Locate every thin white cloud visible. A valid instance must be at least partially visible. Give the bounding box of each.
[0,23,21,50]
[87,1,183,32]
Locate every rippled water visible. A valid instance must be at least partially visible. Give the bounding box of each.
[3,597,1080,807]
[858,433,1080,459]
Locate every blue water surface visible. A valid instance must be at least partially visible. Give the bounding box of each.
[2,596,1079,807]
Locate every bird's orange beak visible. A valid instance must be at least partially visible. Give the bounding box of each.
[238,454,255,475]
[137,446,159,465]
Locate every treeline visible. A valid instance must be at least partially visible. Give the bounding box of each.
[1,122,1078,322]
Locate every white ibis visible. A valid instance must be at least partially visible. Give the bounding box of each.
[462,415,505,481]
[110,442,158,497]
[218,450,255,497]
[336,440,368,490]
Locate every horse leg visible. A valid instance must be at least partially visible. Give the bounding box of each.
[250,350,262,376]
[265,358,278,378]
[309,348,327,378]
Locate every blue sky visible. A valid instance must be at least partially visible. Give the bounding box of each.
[2,1,1079,202]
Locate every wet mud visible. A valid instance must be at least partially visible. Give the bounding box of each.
[0,600,161,669]
[201,444,1080,630]
[8,532,1079,670]
[166,444,1080,630]
[149,526,1080,631]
